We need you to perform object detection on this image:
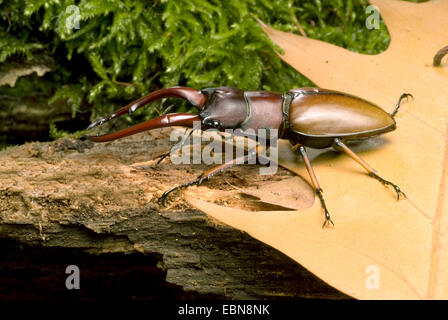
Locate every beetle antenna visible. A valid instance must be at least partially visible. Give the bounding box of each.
[390,93,413,118]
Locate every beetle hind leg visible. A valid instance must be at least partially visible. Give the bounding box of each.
[292,144,334,228]
[333,138,406,200]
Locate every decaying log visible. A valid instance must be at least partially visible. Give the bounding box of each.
[0,55,90,142]
[0,129,349,299]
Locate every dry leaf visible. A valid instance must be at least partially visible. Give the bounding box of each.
[187,0,448,299]
[237,177,314,211]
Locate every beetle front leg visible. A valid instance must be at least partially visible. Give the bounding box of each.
[158,177,202,206]
[158,144,278,205]
[333,138,406,200]
[292,144,334,228]
[156,128,234,166]
[153,128,196,166]
[158,148,260,205]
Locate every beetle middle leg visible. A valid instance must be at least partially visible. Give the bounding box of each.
[292,143,334,228]
[333,138,406,200]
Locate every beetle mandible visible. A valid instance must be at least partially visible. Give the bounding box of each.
[86,86,412,227]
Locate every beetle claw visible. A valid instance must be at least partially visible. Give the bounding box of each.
[390,92,413,118]
[158,195,168,206]
[157,177,202,206]
[400,93,413,102]
[154,152,170,166]
[393,185,406,201]
[369,172,406,200]
[157,195,166,206]
[315,188,335,228]
[322,211,335,228]
[158,187,177,206]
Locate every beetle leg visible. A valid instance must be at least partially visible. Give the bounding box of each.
[158,146,273,205]
[154,128,196,166]
[390,93,413,118]
[158,177,202,206]
[293,144,334,228]
[368,172,406,200]
[156,129,235,167]
[333,138,406,200]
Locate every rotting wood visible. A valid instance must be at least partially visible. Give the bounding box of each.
[0,129,347,299]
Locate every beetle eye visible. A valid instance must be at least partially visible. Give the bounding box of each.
[203,118,222,129]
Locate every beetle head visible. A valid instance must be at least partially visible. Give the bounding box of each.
[199,87,247,130]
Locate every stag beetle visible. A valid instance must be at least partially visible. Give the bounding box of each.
[86,86,412,227]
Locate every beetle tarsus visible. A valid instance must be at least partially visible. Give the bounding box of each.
[153,129,192,166]
[294,145,334,228]
[154,152,170,165]
[323,213,334,229]
[155,128,198,166]
[390,93,413,118]
[316,188,334,228]
[158,148,266,205]
[158,178,202,205]
[368,172,406,200]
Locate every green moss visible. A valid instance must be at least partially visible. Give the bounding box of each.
[49,121,89,140]
[0,135,8,150]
